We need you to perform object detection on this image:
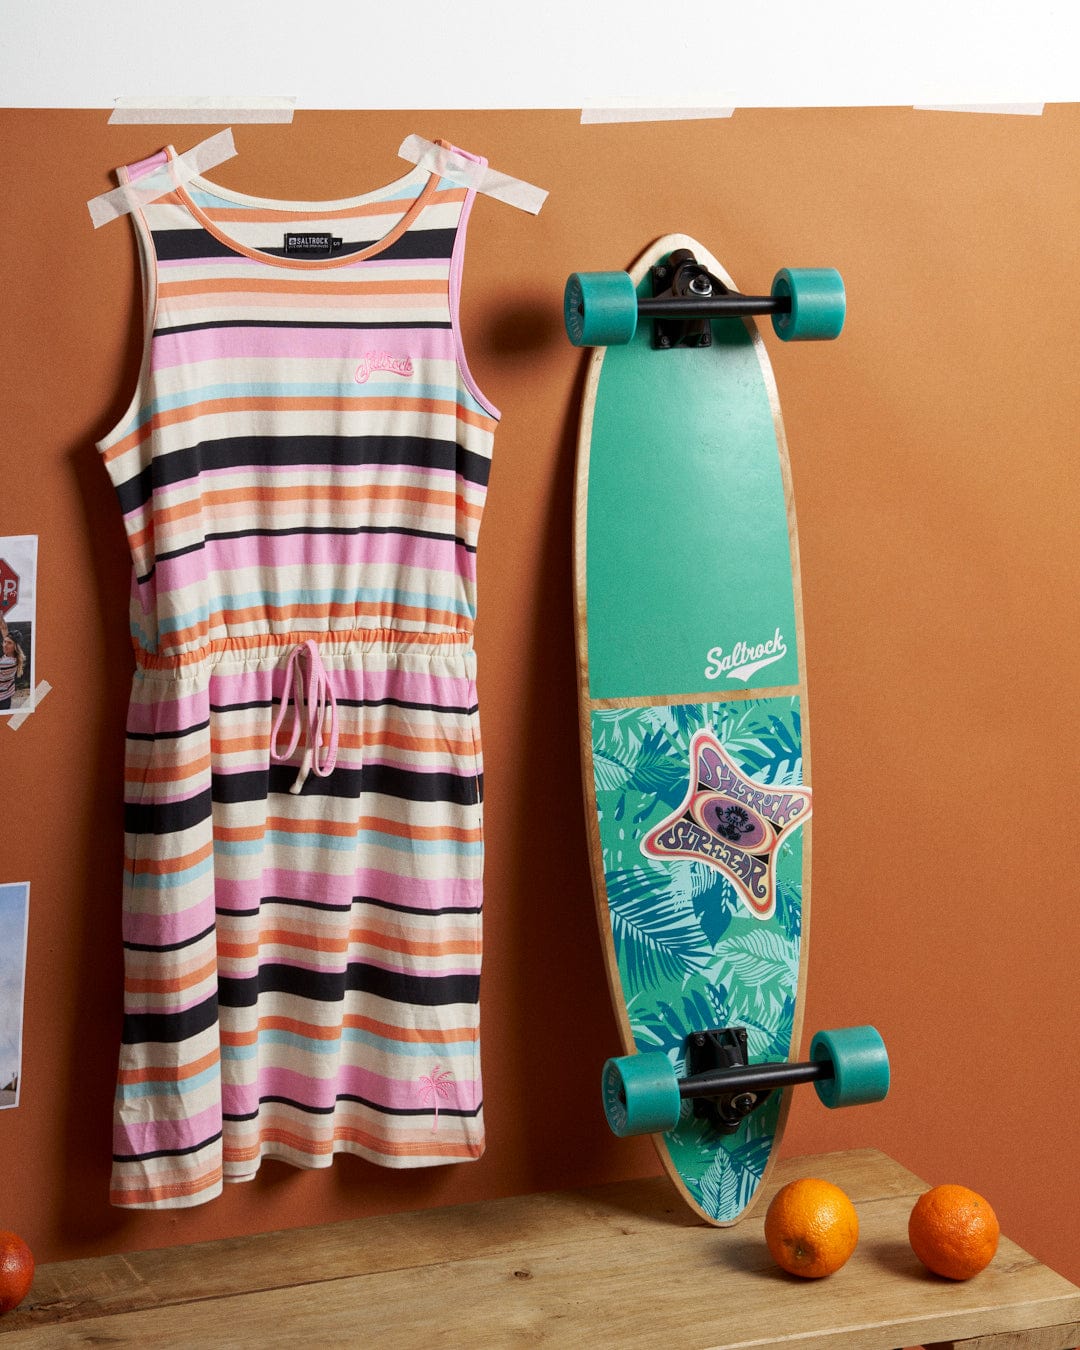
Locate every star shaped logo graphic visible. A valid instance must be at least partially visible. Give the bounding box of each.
[641,729,812,921]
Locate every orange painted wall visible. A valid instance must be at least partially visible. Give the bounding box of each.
[1,107,1077,1286]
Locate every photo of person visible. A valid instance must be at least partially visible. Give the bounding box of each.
[0,535,37,717]
[0,882,30,1110]
[0,625,28,711]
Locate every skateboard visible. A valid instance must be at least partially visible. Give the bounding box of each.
[566,235,889,1226]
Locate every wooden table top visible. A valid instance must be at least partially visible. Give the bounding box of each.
[2,1148,1078,1348]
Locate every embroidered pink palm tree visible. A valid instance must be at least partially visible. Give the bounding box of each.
[417,1065,455,1132]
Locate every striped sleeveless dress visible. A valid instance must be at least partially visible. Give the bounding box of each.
[97,141,497,1208]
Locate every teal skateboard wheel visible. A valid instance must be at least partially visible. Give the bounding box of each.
[810,1026,890,1108]
[771,268,846,342]
[564,271,639,347]
[602,1052,681,1137]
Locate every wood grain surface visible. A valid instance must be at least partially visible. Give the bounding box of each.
[3,1149,1077,1348]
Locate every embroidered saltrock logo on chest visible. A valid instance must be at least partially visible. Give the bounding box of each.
[354,351,415,384]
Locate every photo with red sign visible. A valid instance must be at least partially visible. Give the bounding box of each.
[0,536,37,717]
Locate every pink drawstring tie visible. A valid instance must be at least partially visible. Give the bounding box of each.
[270,640,340,795]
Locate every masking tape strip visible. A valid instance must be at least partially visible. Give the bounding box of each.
[109,96,295,124]
[88,127,237,228]
[580,107,736,124]
[913,104,1045,116]
[7,680,51,730]
[398,136,547,215]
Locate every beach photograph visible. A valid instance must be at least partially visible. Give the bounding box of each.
[0,881,29,1108]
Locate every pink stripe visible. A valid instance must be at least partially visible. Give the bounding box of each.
[206,664,474,708]
[155,530,465,595]
[127,693,209,736]
[162,291,442,312]
[114,1102,221,1158]
[222,1065,480,1115]
[214,867,477,913]
[123,897,216,947]
[151,325,455,370]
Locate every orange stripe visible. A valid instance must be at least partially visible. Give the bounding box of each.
[110,1165,223,1206]
[125,752,211,785]
[186,479,476,516]
[130,482,480,542]
[217,928,480,960]
[225,1125,477,1162]
[128,838,214,877]
[117,1049,220,1085]
[210,730,473,758]
[220,1015,477,1046]
[124,956,217,995]
[157,600,465,654]
[210,729,472,761]
[212,817,480,845]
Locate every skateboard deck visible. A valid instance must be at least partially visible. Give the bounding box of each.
[570,235,884,1226]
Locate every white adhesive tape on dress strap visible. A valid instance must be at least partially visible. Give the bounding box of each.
[398,136,548,215]
[88,127,238,228]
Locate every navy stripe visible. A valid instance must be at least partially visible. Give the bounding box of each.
[154,524,478,566]
[125,788,211,836]
[114,433,491,515]
[215,764,482,807]
[151,227,457,264]
[228,1095,482,1120]
[218,962,479,1009]
[124,922,217,955]
[206,693,478,717]
[153,318,451,337]
[113,1130,223,1164]
[126,718,210,744]
[217,896,482,918]
[122,994,218,1046]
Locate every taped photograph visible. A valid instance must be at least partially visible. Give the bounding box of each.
[0,535,37,716]
[0,881,30,1109]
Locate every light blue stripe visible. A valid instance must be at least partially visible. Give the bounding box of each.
[222,1030,477,1061]
[118,380,479,437]
[130,856,215,890]
[215,831,480,859]
[119,1063,218,1101]
[187,183,425,208]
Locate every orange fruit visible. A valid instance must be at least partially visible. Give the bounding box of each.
[0,1230,34,1315]
[908,1184,999,1280]
[763,1177,859,1278]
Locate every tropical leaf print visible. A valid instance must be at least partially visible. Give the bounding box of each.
[607,867,713,991]
[632,976,729,1058]
[590,695,807,1223]
[687,864,739,948]
[712,927,798,990]
[735,707,804,785]
[698,1133,774,1219]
